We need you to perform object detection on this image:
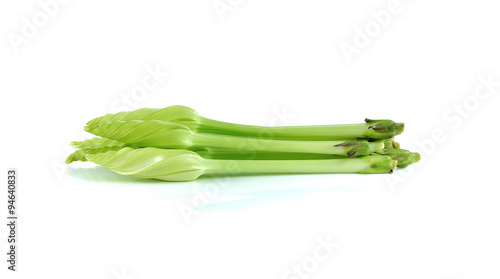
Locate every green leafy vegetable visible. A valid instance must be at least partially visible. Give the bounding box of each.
[66,105,419,181]
[85,105,404,140]
[84,147,398,182]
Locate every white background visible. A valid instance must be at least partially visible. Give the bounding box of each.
[1,1,500,278]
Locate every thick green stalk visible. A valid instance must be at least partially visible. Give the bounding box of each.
[196,148,338,160]
[85,147,398,181]
[85,105,404,140]
[198,118,404,140]
[203,156,397,175]
[85,120,384,157]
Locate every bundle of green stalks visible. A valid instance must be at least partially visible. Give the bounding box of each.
[66,105,420,182]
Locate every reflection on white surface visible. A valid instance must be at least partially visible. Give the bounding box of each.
[66,165,368,212]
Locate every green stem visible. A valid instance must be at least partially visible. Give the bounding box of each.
[199,117,404,140]
[197,148,337,160]
[204,155,397,175]
[198,117,370,140]
[84,106,404,140]
[85,147,398,181]
[191,133,383,157]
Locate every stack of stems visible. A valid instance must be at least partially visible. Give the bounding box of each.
[66,106,419,182]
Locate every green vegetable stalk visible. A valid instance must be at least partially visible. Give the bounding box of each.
[85,120,384,157]
[67,106,419,181]
[200,148,419,169]
[85,105,404,140]
[83,147,398,181]
[66,138,420,169]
